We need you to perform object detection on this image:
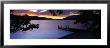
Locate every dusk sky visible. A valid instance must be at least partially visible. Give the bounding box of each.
[11,10,80,16]
[11,10,80,19]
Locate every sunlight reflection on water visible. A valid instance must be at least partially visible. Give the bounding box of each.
[10,20,87,39]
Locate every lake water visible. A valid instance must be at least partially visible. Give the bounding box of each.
[10,20,87,39]
[30,20,87,30]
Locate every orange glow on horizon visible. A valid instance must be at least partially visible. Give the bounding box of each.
[13,12,66,19]
[12,10,80,19]
[26,11,39,16]
[27,13,39,16]
[38,15,66,19]
[12,11,80,19]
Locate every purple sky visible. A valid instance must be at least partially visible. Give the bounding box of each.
[11,10,80,16]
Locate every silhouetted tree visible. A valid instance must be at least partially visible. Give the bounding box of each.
[49,10,63,16]
[10,10,14,13]
[74,10,101,35]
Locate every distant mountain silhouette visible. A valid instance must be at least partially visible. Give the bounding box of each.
[10,14,80,20]
[10,14,52,20]
[63,15,79,20]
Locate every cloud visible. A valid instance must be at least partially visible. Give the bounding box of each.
[39,10,48,13]
[29,10,38,12]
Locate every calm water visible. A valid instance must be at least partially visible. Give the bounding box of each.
[10,20,87,39]
[30,20,87,30]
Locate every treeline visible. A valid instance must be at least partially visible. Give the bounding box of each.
[10,14,52,20]
[10,14,79,20]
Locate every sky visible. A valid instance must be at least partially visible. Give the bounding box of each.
[10,10,80,19]
[11,10,80,16]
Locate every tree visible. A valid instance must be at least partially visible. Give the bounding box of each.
[10,10,14,13]
[48,10,63,16]
[74,10,101,32]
